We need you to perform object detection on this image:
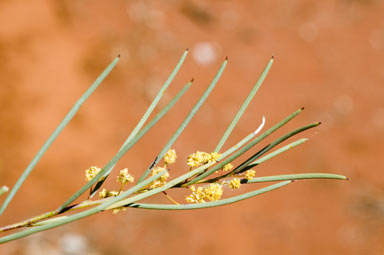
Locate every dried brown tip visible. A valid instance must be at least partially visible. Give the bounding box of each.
[117,54,121,58]
[186,48,189,51]
[190,78,195,83]
[225,56,228,60]
[301,106,305,111]
[317,121,322,125]
[271,55,274,59]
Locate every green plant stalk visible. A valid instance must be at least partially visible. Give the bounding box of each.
[114,174,347,210]
[0,169,167,244]
[137,57,228,183]
[0,56,120,216]
[216,116,265,161]
[0,171,347,232]
[58,80,193,211]
[250,138,308,166]
[90,49,189,197]
[215,57,273,152]
[130,181,292,210]
[204,138,309,184]
[185,107,304,185]
[244,173,348,183]
[231,122,320,176]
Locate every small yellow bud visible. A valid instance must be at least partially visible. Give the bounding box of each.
[185,185,206,203]
[149,166,169,189]
[223,163,233,171]
[164,149,177,165]
[187,151,207,168]
[187,151,222,168]
[245,170,256,180]
[99,189,119,198]
[209,152,221,163]
[99,188,108,198]
[229,178,241,189]
[85,166,102,182]
[203,183,223,201]
[109,191,119,196]
[117,168,134,184]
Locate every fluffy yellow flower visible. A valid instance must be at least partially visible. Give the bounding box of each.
[149,166,169,189]
[99,188,108,198]
[85,166,102,182]
[185,183,224,203]
[229,178,241,189]
[185,185,206,204]
[116,168,134,184]
[164,149,177,165]
[209,152,221,163]
[245,170,256,180]
[223,163,233,171]
[187,151,208,168]
[187,151,222,168]
[203,183,223,201]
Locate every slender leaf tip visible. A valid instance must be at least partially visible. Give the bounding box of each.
[0,186,9,196]
[254,116,266,134]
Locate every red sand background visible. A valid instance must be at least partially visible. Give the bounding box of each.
[0,0,383,254]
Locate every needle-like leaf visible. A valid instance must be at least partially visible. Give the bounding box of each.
[0,56,120,216]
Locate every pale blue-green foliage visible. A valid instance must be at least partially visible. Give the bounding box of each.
[0,50,347,244]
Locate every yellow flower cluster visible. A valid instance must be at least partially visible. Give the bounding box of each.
[85,166,102,182]
[222,163,233,172]
[245,169,256,180]
[185,183,223,203]
[164,149,177,165]
[116,168,134,184]
[185,186,205,203]
[187,151,222,168]
[99,189,119,198]
[229,178,241,189]
[149,166,169,189]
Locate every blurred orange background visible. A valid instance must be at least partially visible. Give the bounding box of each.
[0,0,383,254]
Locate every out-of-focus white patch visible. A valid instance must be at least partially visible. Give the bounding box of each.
[24,233,60,255]
[59,233,87,255]
[298,22,318,42]
[192,42,218,66]
[334,95,354,115]
[371,108,384,127]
